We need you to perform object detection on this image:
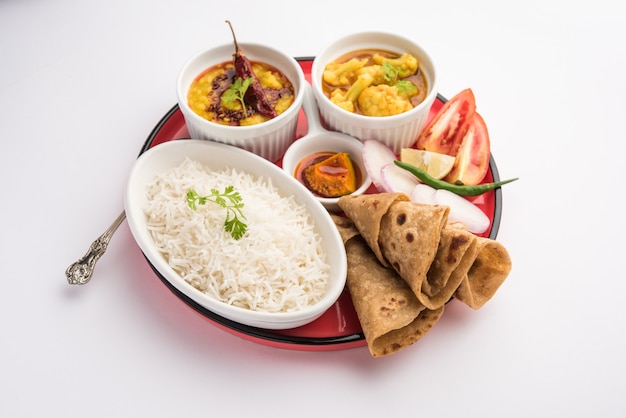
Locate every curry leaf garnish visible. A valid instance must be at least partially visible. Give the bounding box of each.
[186,187,248,240]
[396,80,418,96]
[382,61,399,84]
[221,76,254,114]
[382,62,417,97]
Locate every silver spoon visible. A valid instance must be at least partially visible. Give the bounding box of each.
[65,211,126,285]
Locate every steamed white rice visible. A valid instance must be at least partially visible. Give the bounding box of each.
[144,158,330,313]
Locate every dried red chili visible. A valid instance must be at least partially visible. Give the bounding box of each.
[226,20,278,119]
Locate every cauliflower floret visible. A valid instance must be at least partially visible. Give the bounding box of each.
[355,64,387,86]
[357,84,413,117]
[395,80,419,98]
[372,53,419,78]
[323,58,368,86]
[330,72,374,113]
[330,89,355,112]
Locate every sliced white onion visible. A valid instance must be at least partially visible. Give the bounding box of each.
[362,140,397,191]
[409,184,489,234]
[380,163,420,195]
[410,183,437,205]
[431,189,490,234]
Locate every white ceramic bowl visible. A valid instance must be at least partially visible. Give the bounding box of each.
[176,43,306,162]
[311,32,438,154]
[125,139,347,330]
[282,84,372,212]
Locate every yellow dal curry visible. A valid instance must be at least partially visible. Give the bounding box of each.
[188,61,295,126]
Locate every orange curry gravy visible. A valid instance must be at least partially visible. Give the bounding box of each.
[322,49,428,114]
[295,151,363,198]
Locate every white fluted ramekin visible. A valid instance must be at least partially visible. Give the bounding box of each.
[177,43,306,162]
[311,32,438,154]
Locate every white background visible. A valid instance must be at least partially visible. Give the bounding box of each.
[1,0,624,416]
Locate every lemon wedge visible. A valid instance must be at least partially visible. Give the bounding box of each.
[400,148,455,180]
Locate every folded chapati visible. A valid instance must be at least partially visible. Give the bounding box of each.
[338,193,410,266]
[378,199,450,305]
[342,231,444,357]
[334,193,512,357]
[419,224,478,310]
[330,213,361,245]
[339,194,452,308]
[453,235,512,309]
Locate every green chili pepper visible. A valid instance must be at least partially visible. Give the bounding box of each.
[394,160,519,197]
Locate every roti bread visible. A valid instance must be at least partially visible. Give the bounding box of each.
[339,194,452,307]
[334,193,512,356]
[338,193,410,266]
[343,232,444,357]
[330,213,361,244]
[419,224,478,309]
[378,199,449,305]
[453,236,512,309]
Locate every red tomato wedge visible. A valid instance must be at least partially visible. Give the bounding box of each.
[444,112,491,186]
[416,88,477,156]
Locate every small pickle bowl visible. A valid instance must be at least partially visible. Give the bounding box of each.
[176,42,306,163]
[311,31,438,154]
[282,85,372,213]
[125,139,347,330]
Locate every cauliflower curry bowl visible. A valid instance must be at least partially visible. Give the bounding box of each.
[177,42,306,162]
[311,32,438,154]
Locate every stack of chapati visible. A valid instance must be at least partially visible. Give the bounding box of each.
[333,193,512,358]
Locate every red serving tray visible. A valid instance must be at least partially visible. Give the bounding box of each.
[137,58,502,351]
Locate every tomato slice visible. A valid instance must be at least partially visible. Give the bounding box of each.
[444,112,491,186]
[416,88,476,156]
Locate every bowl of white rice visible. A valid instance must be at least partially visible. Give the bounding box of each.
[125,139,347,330]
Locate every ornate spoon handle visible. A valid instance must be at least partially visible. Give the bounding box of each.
[66,211,126,285]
